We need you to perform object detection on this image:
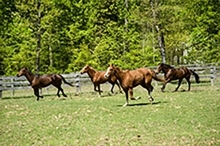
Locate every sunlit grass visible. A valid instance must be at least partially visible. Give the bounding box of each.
[0,83,220,145]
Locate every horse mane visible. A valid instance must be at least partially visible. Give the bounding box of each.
[89,65,98,72]
[113,65,123,72]
[161,63,174,69]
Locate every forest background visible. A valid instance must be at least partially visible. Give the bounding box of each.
[0,0,220,75]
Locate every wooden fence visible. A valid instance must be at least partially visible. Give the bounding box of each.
[0,64,220,98]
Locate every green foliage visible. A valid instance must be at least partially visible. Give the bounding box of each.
[0,0,220,75]
[184,0,220,63]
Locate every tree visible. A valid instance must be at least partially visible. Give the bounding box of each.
[184,0,220,63]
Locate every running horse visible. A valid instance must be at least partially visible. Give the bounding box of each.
[155,63,200,92]
[80,65,122,97]
[17,67,73,100]
[104,64,165,106]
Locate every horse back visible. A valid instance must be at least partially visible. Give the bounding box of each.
[32,74,61,88]
[166,67,190,79]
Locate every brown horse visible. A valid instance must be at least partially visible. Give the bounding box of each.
[17,67,73,101]
[155,63,200,92]
[104,64,165,106]
[80,65,122,97]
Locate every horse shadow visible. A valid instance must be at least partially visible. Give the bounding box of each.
[2,95,34,100]
[117,101,167,107]
[2,93,72,100]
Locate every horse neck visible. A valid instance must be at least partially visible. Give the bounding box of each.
[87,68,97,78]
[162,67,170,73]
[162,65,172,73]
[24,71,35,84]
[114,68,124,81]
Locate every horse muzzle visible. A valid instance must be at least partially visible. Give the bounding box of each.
[104,73,109,79]
[155,70,159,74]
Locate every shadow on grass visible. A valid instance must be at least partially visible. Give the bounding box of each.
[117,101,168,107]
[2,95,34,100]
[1,93,73,100]
[163,88,208,93]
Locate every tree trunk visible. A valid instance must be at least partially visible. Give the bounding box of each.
[150,0,166,63]
[36,0,41,73]
[49,46,53,68]
[155,25,166,63]
[123,0,128,55]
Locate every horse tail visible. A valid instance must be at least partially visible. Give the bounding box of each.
[58,74,74,86]
[190,70,200,83]
[151,70,165,82]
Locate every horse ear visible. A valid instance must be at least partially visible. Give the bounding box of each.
[21,67,27,70]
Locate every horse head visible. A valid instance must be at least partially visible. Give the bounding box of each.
[17,67,29,77]
[80,65,90,74]
[155,63,173,74]
[104,64,115,79]
[155,63,163,74]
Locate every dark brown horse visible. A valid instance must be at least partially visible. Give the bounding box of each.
[155,63,200,92]
[104,64,165,106]
[80,65,122,97]
[17,67,73,100]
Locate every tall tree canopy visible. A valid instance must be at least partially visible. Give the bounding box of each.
[0,0,219,75]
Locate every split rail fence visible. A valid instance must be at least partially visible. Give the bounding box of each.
[0,64,220,98]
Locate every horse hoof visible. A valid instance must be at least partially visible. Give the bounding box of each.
[122,103,128,107]
[135,96,141,100]
[149,98,154,102]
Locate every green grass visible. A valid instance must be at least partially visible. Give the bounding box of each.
[0,83,220,146]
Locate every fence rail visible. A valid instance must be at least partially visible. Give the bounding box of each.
[0,65,220,98]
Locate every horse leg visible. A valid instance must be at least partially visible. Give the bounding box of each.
[56,89,61,97]
[60,87,67,97]
[116,81,123,93]
[161,77,172,92]
[185,77,191,91]
[97,85,102,97]
[142,84,154,102]
[94,84,103,92]
[94,85,97,92]
[110,83,115,93]
[147,84,154,102]
[53,84,66,97]
[175,79,183,91]
[161,83,167,92]
[123,91,129,107]
[129,88,141,100]
[34,88,42,101]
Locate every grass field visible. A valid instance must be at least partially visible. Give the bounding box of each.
[0,83,220,146]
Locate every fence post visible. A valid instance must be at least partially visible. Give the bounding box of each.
[0,77,2,98]
[11,78,15,96]
[210,66,216,86]
[75,74,81,95]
